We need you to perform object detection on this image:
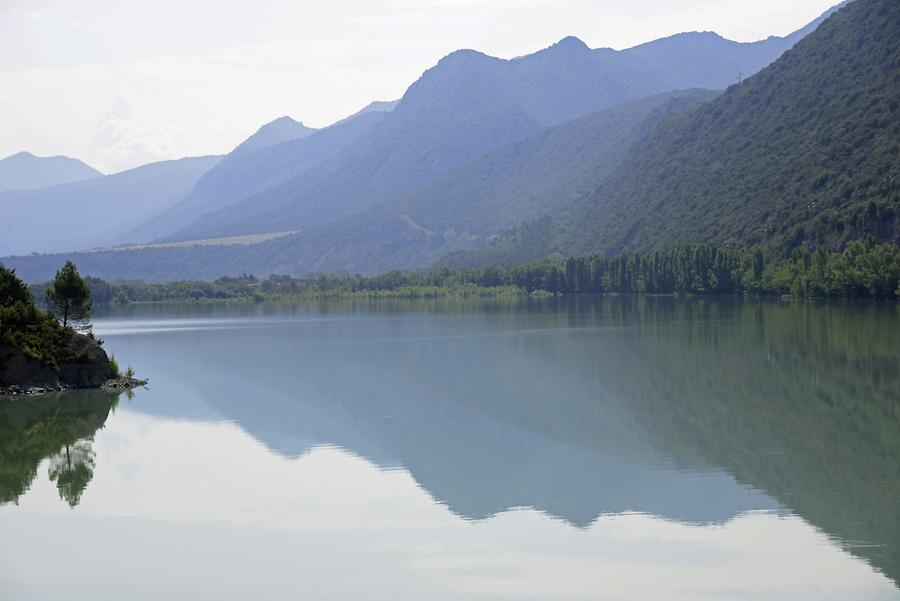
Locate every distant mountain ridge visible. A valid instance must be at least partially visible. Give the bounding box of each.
[2,1,867,282]
[343,100,400,120]
[623,2,848,90]
[0,156,220,257]
[137,104,397,243]
[0,151,102,192]
[162,7,837,245]
[229,116,316,157]
[240,89,718,275]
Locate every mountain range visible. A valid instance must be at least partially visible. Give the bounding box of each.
[241,89,718,275]
[161,12,841,245]
[448,0,897,267]
[129,102,398,244]
[0,151,102,193]
[5,0,896,283]
[0,156,220,257]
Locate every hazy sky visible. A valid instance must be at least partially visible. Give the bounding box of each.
[0,0,838,173]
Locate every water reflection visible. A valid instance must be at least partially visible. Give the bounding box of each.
[0,389,121,507]
[91,297,900,584]
[2,297,898,597]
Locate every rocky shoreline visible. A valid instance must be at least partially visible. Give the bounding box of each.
[1,332,145,396]
[102,375,150,390]
[0,376,148,396]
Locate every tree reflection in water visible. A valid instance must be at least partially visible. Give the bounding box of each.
[0,389,121,508]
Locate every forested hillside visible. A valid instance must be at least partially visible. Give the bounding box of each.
[565,0,897,259]
[459,0,897,267]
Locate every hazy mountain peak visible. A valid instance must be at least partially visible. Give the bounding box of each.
[633,30,727,48]
[550,36,590,52]
[622,4,848,91]
[255,115,315,138]
[363,99,399,112]
[511,36,593,62]
[348,99,400,119]
[0,154,220,256]
[326,99,399,130]
[0,150,103,193]
[270,115,306,127]
[437,48,491,66]
[231,116,317,157]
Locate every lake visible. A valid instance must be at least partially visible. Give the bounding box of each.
[2,296,899,600]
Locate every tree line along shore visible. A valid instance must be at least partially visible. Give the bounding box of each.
[20,239,900,305]
[3,241,897,391]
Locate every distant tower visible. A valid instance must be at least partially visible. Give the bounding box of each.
[738,71,744,84]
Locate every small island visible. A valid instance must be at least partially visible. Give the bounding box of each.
[0,261,145,395]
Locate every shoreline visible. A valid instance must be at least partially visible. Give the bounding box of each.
[0,375,149,397]
[83,290,897,307]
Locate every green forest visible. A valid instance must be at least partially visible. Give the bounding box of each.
[1,262,107,377]
[460,0,900,267]
[25,239,899,305]
[0,265,72,369]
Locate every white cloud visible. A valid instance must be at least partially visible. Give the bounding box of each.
[93,98,187,173]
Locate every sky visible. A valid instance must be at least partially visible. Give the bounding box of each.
[0,0,839,174]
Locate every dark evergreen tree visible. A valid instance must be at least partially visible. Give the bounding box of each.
[0,264,33,306]
[46,261,93,331]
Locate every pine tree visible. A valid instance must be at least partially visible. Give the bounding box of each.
[46,261,93,331]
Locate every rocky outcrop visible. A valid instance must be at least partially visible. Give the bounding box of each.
[0,333,118,394]
[103,375,149,389]
[58,334,118,388]
[0,342,58,389]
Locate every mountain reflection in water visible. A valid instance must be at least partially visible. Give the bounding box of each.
[2,296,898,595]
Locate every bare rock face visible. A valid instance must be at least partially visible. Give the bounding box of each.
[58,334,118,388]
[0,333,117,393]
[0,342,58,388]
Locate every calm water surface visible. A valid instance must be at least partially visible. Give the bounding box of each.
[2,296,899,600]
